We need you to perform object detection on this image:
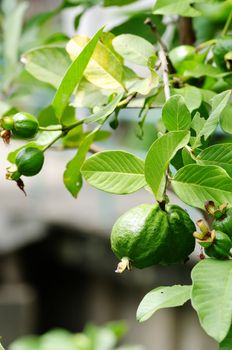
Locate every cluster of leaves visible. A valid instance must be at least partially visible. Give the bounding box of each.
[1,321,144,350]
[137,259,232,349]
[0,0,232,348]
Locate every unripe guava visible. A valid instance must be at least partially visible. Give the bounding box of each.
[16,147,44,176]
[12,112,39,138]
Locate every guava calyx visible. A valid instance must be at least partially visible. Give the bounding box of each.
[204,230,232,260]
[115,257,131,273]
[6,165,26,195]
[204,200,228,219]
[0,129,11,144]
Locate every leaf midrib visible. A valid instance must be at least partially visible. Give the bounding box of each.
[172,179,232,194]
[82,170,145,176]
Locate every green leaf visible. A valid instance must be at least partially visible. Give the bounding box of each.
[145,131,190,201]
[182,148,196,166]
[116,346,145,350]
[0,101,11,117]
[200,89,216,104]
[85,325,117,350]
[172,86,202,112]
[191,259,232,343]
[190,112,206,149]
[38,105,59,127]
[2,0,28,86]
[184,64,225,78]
[84,93,123,125]
[126,73,159,96]
[153,0,201,16]
[63,128,98,198]
[137,285,191,322]
[197,144,232,177]
[60,106,76,126]
[112,34,157,66]
[8,335,40,350]
[22,46,71,89]
[192,90,231,148]
[172,164,232,209]
[52,27,103,120]
[81,151,146,194]
[0,343,5,350]
[104,0,137,5]
[220,325,232,350]
[111,13,165,44]
[40,329,75,350]
[220,104,232,134]
[104,320,128,340]
[66,34,124,90]
[73,78,112,109]
[162,95,191,131]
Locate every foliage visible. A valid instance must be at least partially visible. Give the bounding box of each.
[0,0,232,348]
[3,321,144,350]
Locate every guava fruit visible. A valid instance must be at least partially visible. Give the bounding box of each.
[16,147,44,176]
[111,203,195,272]
[212,207,232,239]
[12,112,39,138]
[204,230,232,259]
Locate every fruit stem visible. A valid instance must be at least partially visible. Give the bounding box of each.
[39,126,62,131]
[117,93,137,107]
[62,119,85,132]
[115,257,131,273]
[195,39,216,52]
[42,131,63,152]
[158,199,167,211]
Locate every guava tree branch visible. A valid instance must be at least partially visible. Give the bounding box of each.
[89,144,104,154]
[144,18,171,101]
[178,17,195,45]
[158,47,171,101]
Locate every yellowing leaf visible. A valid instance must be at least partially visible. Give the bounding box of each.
[66,35,125,90]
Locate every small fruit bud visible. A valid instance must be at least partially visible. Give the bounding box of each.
[1,116,14,130]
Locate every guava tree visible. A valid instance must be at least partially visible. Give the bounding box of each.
[0,0,232,348]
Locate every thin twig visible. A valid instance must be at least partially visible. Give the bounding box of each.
[89,144,104,154]
[144,18,171,101]
[158,48,171,101]
[144,18,173,204]
[117,92,137,107]
[222,9,232,36]
[144,18,168,51]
